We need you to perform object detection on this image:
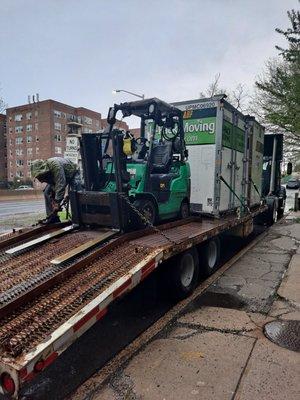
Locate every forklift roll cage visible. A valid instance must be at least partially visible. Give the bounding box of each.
[71,98,188,231]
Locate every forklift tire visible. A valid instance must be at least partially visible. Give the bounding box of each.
[133,198,157,226]
[198,236,221,278]
[167,248,199,300]
[179,200,190,219]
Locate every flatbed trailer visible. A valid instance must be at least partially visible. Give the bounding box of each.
[0,205,267,398]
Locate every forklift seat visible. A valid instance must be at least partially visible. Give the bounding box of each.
[151,142,173,173]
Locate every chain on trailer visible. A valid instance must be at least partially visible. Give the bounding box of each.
[118,192,178,246]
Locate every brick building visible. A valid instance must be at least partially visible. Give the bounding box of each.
[6,99,104,183]
[0,114,7,186]
[100,118,129,132]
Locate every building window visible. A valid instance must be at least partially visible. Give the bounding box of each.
[36,136,39,142]
[68,114,76,121]
[54,110,61,118]
[16,159,24,167]
[27,170,32,178]
[54,122,61,131]
[26,112,32,120]
[35,110,38,117]
[10,173,14,178]
[9,150,13,157]
[54,134,62,142]
[9,128,13,134]
[16,171,24,178]
[55,146,62,154]
[36,147,39,154]
[9,139,12,145]
[15,114,22,122]
[35,123,38,131]
[15,126,23,133]
[26,136,32,143]
[84,116,92,125]
[16,137,23,144]
[27,160,33,166]
[26,124,33,132]
[16,149,23,156]
[96,120,100,128]
[27,148,33,156]
[61,112,66,119]
[9,116,12,122]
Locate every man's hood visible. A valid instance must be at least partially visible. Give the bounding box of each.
[31,159,50,179]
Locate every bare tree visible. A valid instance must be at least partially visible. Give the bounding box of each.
[230,83,250,113]
[199,74,250,113]
[199,73,227,98]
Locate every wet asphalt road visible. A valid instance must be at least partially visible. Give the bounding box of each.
[0,200,44,217]
[16,225,266,400]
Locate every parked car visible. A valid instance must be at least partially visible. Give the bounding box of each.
[15,185,34,190]
[286,178,300,189]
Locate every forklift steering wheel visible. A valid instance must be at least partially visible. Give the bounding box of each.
[135,137,149,145]
[161,126,179,141]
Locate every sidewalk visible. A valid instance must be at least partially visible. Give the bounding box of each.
[79,214,300,400]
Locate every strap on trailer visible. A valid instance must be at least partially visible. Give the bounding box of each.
[249,177,262,199]
[220,176,250,214]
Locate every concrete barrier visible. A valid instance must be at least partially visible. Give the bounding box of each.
[0,189,43,201]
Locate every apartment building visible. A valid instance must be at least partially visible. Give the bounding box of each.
[0,114,7,186]
[100,118,129,132]
[6,99,103,182]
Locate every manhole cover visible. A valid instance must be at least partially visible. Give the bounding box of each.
[264,320,300,352]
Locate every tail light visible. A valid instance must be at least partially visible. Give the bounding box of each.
[1,372,15,394]
[34,360,44,372]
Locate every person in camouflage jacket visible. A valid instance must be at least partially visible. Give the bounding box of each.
[31,157,82,224]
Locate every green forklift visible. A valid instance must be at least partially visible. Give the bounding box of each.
[70,98,190,231]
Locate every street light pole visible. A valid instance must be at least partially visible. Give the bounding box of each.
[112,89,145,100]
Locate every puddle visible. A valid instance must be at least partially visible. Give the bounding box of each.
[186,291,246,312]
[264,320,300,352]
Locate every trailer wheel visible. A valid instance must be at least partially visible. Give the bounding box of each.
[167,248,199,300]
[199,237,221,277]
[179,200,190,219]
[277,198,285,219]
[133,198,157,226]
[266,201,277,225]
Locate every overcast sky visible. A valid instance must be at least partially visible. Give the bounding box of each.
[0,0,297,126]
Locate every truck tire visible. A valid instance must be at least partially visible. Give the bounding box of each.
[179,200,190,219]
[133,198,157,226]
[198,237,221,277]
[266,201,277,225]
[277,198,285,219]
[167,248,199,300]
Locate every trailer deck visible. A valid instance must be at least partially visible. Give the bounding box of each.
[0,207,266,398]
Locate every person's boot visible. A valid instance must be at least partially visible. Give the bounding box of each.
[40,215,61,225]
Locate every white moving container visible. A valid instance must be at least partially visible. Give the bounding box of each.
[172,95,264,216]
